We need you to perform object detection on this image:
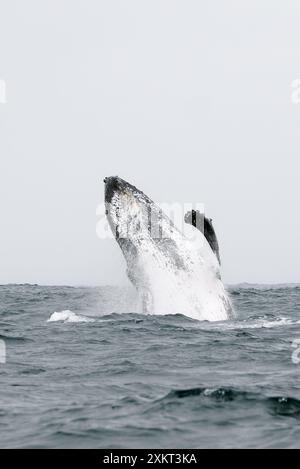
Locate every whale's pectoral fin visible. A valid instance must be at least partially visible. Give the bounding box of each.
[184,210,221,265]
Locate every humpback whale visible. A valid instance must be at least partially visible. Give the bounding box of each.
[104,176,233,321]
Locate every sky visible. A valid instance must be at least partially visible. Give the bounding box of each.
[0,0,300,285]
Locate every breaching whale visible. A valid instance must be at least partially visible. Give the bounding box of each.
[104,176,233,321]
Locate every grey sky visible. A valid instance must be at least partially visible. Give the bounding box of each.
[0,0,299,285]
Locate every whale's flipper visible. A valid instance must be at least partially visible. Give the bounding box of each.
[184,210,221,265]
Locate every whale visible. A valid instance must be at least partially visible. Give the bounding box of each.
[104,176,233,321]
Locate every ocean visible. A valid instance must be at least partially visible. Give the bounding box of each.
[1,284,300,449]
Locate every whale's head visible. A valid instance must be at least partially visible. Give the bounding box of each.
[104,175,179,287]
[104,176,156,277]
[104,176,164,243]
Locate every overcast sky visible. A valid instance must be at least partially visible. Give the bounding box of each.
[0,0,300,285]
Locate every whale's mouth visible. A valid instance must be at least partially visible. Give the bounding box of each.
[104,176,124,203]
[104,176,153,202]
[104,176,178,244]
[104,176,153,241]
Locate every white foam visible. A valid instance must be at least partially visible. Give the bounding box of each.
[205,317,300,331]
[47,310,95,323]
[133,229,232,322]
[238,318,300,330]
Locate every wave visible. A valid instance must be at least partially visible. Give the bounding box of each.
[158,386,300,418]
[0,333,32,343]
[47,310,95,323]
[44,308,300,331]
[219,316,300,331]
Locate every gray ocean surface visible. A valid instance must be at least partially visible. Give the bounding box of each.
[1,284,300,449]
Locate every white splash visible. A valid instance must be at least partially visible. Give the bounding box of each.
[135,224,232,321]
[47,310,95,323]
[201,317,300,332]
[231,317,300,330]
